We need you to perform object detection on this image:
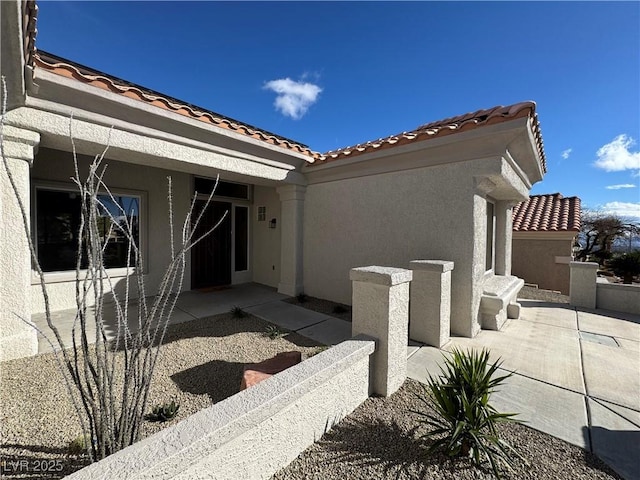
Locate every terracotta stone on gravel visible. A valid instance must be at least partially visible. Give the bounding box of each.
[241,351,302,389]
[272,379,621,480]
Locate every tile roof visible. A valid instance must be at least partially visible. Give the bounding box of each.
[32,50,320,159]
[316,102,547,173]
[22,1,38,70]
[512,193,581,232]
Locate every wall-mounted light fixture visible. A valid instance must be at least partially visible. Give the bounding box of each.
[269,218,277,229]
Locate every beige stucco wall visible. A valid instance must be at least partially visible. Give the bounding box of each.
[252,186,281,288]
[30,148,192,313]
[512,236,574,294]
[305,160,493,337]
[596,280,640,315]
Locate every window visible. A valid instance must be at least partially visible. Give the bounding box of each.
[234,206,249,272]
[194,177,249,200]
[257,206,266,222]
[35,187,140,272]
[486,200,495,271]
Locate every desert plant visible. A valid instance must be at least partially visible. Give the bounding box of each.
[145,400,180,422]
[230,305,247,318]
[609,251,640,284]
[411,348,525,478]
[265,324,287,339]
[296,293,308,303]
[0,77,225,462]
[68,434,90,456]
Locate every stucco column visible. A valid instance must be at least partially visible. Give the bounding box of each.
[409,260,454,348]
[276,185,305,296]
[350,266,412,397]
[495,201,515,276]
[0,125,40,361]
[569,261,598,309]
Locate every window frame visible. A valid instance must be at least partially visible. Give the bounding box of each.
[31,180,147,284]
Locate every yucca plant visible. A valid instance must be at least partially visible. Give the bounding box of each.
[265,325,287,340]
[412,348,526,478]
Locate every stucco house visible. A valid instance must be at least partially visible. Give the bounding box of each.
[512,193,581,295]
[1,0,546,361]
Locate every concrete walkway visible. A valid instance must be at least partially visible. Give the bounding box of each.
[407,300,640,480]
[32,287,638,478]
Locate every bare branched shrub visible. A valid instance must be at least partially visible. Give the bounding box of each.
[1,77,225,461]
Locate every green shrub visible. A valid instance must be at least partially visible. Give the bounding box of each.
[412,348,525,478]
[609,251,640,284]
[230,305,247,318]
[145,400,180,422]
[68,434,89,456]
[265,325,287,340]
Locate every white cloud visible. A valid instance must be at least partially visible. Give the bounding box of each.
[593,134,640,172]
[599,201,640,219]
[561,148,572,159]
[605,184,636,190]
[263,78,322,120]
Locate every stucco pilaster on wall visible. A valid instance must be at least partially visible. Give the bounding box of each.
[0,126,40,361]
[495,201,516,276]
[276,185,306,296]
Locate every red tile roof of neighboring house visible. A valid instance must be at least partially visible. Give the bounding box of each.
[315,102,547,173]
[513,193,581,232]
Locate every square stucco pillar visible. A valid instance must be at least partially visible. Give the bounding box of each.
[276,185,305,297]
[570,261,598,309]
[350,266,412,397]
[0,126,40,361]
[409,260,454,348]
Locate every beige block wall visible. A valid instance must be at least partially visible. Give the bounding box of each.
[30,148,192,313]
[512,237,573,294]
[252,186,281,288]
[304,161,480,337]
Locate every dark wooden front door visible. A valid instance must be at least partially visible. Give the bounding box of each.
[191,200,232,289]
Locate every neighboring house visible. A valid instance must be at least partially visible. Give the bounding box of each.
[512,193,581,295]
[0,0,546,360]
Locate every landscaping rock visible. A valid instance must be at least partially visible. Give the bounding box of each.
[241,351,302,390]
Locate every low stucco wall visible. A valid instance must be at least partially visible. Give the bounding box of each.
[596,279,640,315]
[30,148,192,313]
[67,337,375,480]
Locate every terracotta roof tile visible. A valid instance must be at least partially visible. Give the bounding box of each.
[33,51,320,159]
[23,1,38,71]
[512,193,581,232]
[316,102,547,173]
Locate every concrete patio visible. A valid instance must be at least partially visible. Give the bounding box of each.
[31,285,639,479]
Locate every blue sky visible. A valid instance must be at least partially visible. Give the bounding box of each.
[36,1,640,218]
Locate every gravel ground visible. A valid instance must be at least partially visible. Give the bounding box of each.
[273,379,620,480]
[518,286,570,304]
[0,313,322,479]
